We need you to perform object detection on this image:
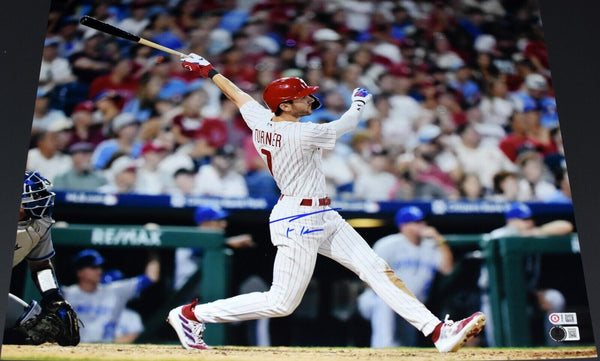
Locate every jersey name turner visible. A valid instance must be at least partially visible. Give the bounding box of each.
[254,128,282,148]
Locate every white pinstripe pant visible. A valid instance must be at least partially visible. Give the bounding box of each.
[192,197,441,336]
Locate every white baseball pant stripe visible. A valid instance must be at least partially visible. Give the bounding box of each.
[192,197,441,336]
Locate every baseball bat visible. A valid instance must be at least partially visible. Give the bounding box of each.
[79,15,188,58]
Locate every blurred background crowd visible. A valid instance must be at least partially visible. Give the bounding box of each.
[30,0,570,204]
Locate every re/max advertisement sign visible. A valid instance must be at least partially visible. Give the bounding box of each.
[90,228,162,246]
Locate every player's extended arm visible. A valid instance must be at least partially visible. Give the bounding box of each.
[322,88,373,139]
[437,242,454,275]
[145,257,161,282]
[421,226,454,275]
[529,220,574,236]
[180,53,253,109]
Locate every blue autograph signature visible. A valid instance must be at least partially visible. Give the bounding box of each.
[286,226,324,237]
[270,208,342,238]
[269,208,341,224]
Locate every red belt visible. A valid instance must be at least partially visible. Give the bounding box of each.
[279,195,331,206]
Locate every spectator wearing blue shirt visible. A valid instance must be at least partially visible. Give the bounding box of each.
[147,9,185,52]
[546,168,571,204]
[91,112,143,170]
[100,270,145,344]
[459,7,486,40]
[62,249,160,343]
[522,73,559,129]
[448,65,481,107]
[390,5,414,40]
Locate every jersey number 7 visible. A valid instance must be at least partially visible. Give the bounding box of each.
[260,149,273,176]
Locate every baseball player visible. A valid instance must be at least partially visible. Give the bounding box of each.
[479,203,573,346]
[174,205,254,291]
[4,171,79,346]
[61,249,160,343]
[167,54,485,352]
[100,270,146,343]
[357,206,453,348]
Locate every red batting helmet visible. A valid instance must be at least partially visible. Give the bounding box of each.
[263,77,321,113]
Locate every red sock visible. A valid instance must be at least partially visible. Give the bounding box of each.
[182,299,200,322]
[431,321,444,342]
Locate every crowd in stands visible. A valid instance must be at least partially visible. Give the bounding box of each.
[29,0,570,203]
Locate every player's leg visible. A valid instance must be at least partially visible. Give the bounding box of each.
[318,213,485,352]
[168,205,322,348]
[318,212,441,335]
[5,293,30,330]
[189,240,318,322]
[168,241,318,349]
[3,293,43,344]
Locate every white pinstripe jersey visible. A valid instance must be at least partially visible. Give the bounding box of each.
[240,100,336,198]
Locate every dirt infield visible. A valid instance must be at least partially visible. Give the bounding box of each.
[0,344,597,361]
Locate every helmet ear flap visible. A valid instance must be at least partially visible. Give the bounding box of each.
[309,94,321,110]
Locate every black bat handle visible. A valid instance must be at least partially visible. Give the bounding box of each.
[79,15,140,42]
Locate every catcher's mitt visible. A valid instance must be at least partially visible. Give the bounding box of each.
[20,300,80,346]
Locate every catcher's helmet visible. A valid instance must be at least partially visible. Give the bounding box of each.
[263,77,321,113]
[22,171,55,219]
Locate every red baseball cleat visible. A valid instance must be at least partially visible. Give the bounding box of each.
[432,312,486,352]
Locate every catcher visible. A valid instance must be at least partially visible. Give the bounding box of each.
[3,171,80,346]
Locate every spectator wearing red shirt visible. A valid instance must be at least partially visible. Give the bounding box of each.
[407,127,459,200]
[510,90,557,156]
[170,88,228,161]
[93,90,125,136]
[523,108,557,156]
[499,101,547,163]
[172,0,203,34]
[219,46,257,92]
[89,57,140,104]
[425,1,456,39]
[523,25,550,76]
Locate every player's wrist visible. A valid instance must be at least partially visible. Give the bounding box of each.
[436,236,447,246]
[34,268,59,293]
[41,289,64,308]
[350,101,364,110]
[208,68,219,79]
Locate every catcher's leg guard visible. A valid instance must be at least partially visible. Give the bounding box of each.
[3,298,43,345]
[18,300,42,326]
[5,293,29,328]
